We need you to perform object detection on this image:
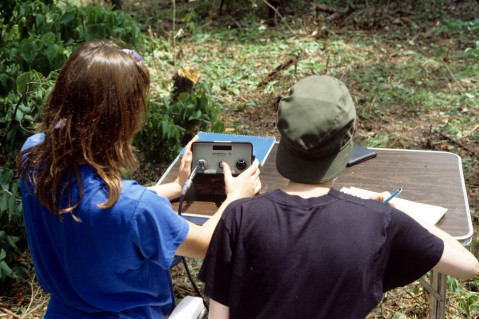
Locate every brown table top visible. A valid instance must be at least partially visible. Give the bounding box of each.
[159,144,472,243]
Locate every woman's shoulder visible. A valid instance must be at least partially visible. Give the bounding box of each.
[120,180,171,207]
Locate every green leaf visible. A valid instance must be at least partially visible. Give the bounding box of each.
[0,260,13,276]
[15,109,24,122]
[16,72,30,95]
[161,120,170,138]
[7,235,19,249]
[0,249,6,261]
[7,195,16,214]
[0,169,13,187]
[85,24,107,40]
[60,11,75,25]
[0,194,7,212]
[19,40,38,64]
[18,104,31,114]
[10,181,20,197]
[46,44,60,65]
[35,13,44,28]
[41,32,57,44]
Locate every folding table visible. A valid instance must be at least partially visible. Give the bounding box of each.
[158,144,473,319]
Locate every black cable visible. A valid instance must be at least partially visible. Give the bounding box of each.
[177,160,209,311]
[181,159,206,197]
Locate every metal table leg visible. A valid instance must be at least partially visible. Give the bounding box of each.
[418,271,447,319]
[429,271,447,319]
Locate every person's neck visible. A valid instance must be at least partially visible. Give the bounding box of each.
[282,180,334,199]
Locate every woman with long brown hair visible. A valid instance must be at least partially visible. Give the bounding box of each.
[17,40,261,318]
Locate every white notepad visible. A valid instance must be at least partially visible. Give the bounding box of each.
[340,187,447,226]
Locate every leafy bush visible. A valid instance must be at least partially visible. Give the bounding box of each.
[1,1,144,152]
[0,164,27,284]
[134,80,225,164]
[0,0,143,285]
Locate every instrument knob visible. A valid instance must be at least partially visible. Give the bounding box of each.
[236,159,247,171]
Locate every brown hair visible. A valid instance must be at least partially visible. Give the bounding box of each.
[17,40,150,219]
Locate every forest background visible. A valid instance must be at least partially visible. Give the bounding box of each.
[1,0,478,318]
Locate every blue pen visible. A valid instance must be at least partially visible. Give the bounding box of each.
[383,188,402,203]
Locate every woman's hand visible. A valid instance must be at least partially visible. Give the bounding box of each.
[148,135,198,200]
[175,157,262,259]
[222,159,262,201]
[175,135,199,188]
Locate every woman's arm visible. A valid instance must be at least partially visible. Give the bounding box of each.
[148,182,182,201]
[175,159,261,259]
[148,136,199,201]
[208,299,229,319]
[148,134,261,258]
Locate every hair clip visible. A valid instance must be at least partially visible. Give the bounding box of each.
[121,49,143,65]
[54,119,65,129]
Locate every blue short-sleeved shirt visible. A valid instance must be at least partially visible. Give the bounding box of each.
[20,133,189,318]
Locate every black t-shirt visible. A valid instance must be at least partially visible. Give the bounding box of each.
[198,188,444,319]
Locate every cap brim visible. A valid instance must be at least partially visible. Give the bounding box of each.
[276,139,353,184]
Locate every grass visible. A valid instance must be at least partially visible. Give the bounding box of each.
[2,0,479,318]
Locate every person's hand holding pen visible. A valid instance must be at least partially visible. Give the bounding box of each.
[369,188,402,206]
[383,188,402,203]
[369,189,411,214]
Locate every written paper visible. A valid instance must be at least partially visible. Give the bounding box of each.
[340,187,447,225]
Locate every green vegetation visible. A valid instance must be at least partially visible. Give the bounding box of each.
[137,81,225,164]
[0,0,145,285]
[1,0,478,317]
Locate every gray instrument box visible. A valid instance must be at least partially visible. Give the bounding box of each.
[190,141,253,200]
[191,141,253,176]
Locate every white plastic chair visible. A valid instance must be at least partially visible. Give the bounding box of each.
[168,296,207,319]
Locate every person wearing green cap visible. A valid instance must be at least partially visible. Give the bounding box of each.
[198,75,478,319]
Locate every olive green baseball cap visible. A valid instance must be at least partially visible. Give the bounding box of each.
[276,75,356,184]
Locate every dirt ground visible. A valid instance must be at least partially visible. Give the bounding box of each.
[217,0,479,222]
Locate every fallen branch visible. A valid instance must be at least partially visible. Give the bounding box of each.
[0,307,21,319]
[440,132,477,157]
[227,14,242,29]
[463,123,479,139]
[442,59,465,92]
[257,55,299,89]
[20,276,40,319]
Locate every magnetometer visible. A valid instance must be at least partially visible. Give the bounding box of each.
[190,141,254,200]
[191,141,253,176]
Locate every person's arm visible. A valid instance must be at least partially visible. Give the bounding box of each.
[148,182,182,201]
[148,135,199,201]
[372,192,479,280]
[148,135,260,258]
[175,158,261,258]
[208,299,229,319]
